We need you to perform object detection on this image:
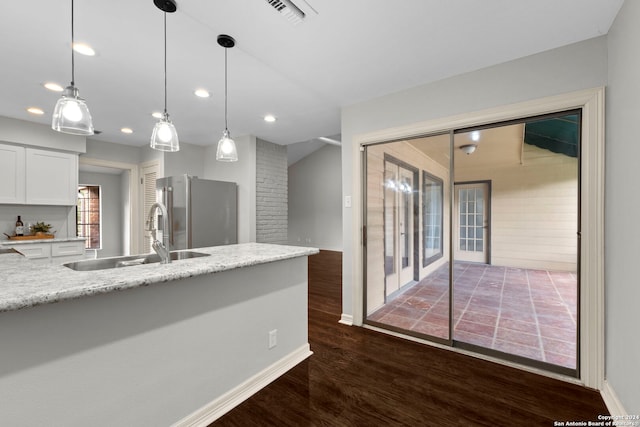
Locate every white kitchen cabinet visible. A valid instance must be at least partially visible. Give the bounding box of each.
[0,143,26,203]
[25,148,78,205]
[51,241,86,264]
[0,144,78,206]
[15,243,51,260]
[3,240,85,264]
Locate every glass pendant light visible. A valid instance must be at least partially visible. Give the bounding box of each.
[216,34,238,162]
[51,0,94,135]
[150,0,179,152]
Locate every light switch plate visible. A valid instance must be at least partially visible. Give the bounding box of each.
[268,329,277,349]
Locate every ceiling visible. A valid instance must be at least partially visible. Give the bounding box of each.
[406,125,524,171]
[0,0,623,149]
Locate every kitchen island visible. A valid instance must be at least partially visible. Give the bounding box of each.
[0,243,318,426]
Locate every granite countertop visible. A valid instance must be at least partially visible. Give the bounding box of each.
[0,237,86,245]
[0,243,318,313]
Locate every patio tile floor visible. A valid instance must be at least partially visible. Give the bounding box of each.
[368,262,577,370]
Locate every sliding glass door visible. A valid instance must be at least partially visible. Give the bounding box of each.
[363,111,580,376]
[365,133,452,342]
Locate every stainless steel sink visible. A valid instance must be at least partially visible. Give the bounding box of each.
[63,251,210,271]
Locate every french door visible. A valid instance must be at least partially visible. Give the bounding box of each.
[454,182,490,264]
[383,158,416,297]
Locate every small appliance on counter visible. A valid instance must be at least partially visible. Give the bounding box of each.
[155,175,237,250]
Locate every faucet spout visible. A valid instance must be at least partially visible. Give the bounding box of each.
[147,202,171,264]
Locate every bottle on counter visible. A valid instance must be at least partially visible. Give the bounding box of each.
[15,216,24,236]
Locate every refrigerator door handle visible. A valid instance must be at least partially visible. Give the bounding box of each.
[186,178,192,249]
[165,186,174,247]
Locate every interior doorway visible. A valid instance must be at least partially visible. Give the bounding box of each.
[78,157,141,256]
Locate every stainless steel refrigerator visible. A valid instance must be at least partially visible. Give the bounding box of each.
[156,175,237,250]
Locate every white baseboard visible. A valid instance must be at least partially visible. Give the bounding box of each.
[601,380,628,416]
[339,313,353,325]
[172,344,313,427]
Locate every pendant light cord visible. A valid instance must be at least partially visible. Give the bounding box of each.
[163,12,168,115]
[70,0,75,86]
[224,47,228,130]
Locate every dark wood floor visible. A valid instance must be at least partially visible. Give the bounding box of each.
[213,250,608,426]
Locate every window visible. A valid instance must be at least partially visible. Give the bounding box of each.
[422,171,443,266]
[77,185,101,249]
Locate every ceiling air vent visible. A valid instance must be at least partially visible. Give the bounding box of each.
[266,0,305,25]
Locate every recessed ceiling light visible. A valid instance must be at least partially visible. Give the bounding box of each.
[73,42,95,56]
[44,82,64,92]
[264,114,277,123]
[151,111,163,119]
[121,127,133,134]
[27,107,44,115]
[194,89,210,98]
[470,131,480,142]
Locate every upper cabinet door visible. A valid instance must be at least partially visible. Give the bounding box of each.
[0,143,26,204]
[25,148,78,205]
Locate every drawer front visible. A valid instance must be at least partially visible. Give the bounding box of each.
[52,242,85,257]
[16,245,51,259]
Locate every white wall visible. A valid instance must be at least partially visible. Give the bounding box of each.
[84,139,140,164]
[605,1,640,414]
[203,135,257,243]
[140,145,164,171]
[0,205,74,239]
[79,171,125,258]
[0,116,86,154]
[288,144,342,251]
[162,142,206,178]
[341,36,608,322]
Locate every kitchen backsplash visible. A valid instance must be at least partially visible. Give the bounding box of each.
[0,205,75,239]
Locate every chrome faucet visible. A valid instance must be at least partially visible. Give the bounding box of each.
[146,202,171,264]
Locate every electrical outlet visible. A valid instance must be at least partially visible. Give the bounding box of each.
[268,329,277,349]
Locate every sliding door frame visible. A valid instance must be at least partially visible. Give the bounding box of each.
[355,87,605,390]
